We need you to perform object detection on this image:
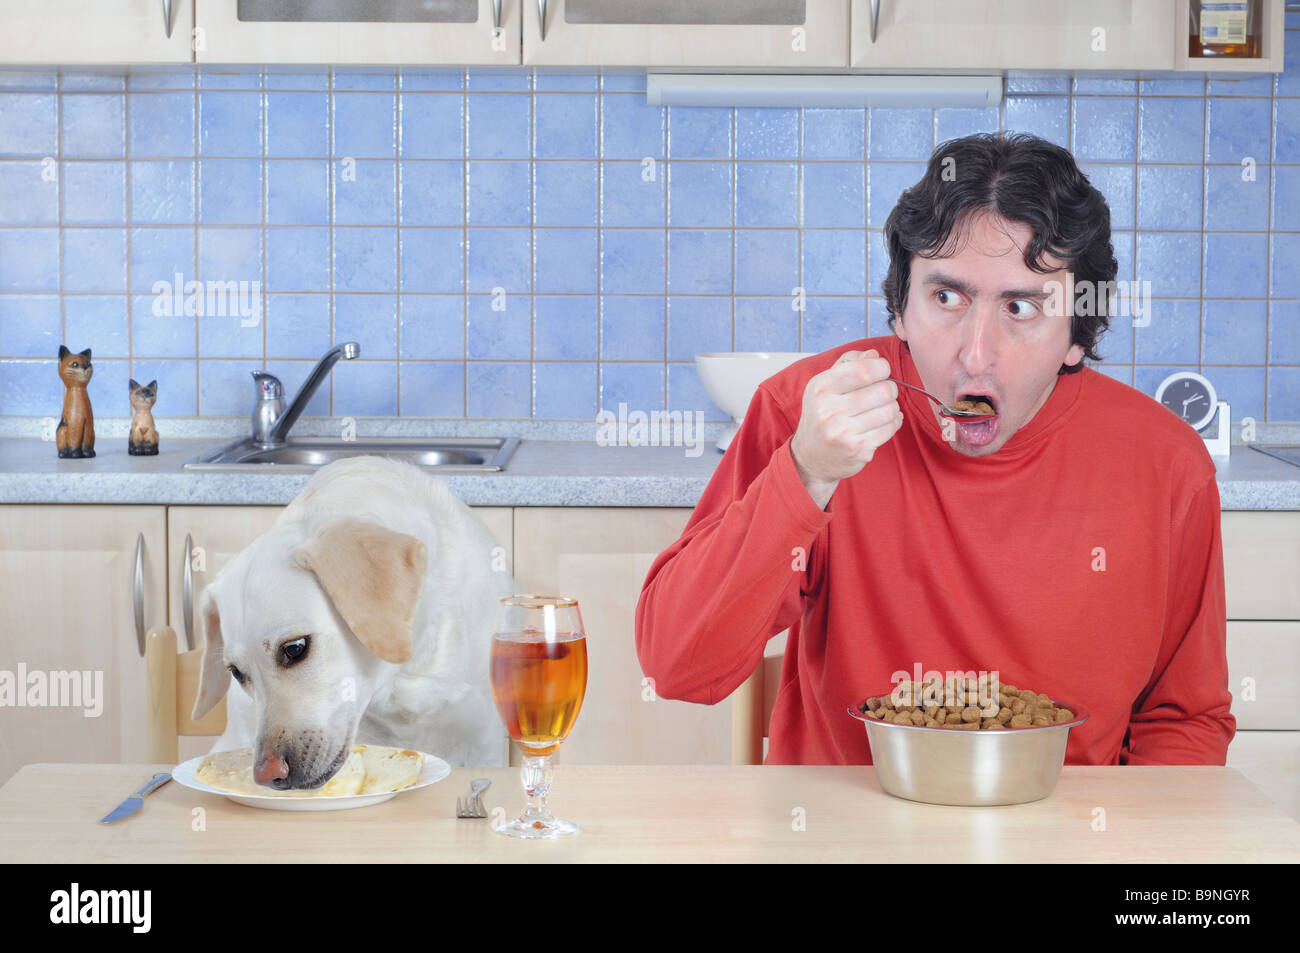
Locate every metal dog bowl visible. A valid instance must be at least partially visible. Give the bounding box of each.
[848,692,1089,807]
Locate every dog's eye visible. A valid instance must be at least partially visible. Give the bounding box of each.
[228,665,246,685]
[279,636,309,666]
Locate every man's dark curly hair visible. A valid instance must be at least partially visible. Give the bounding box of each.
[881,132,1117,374]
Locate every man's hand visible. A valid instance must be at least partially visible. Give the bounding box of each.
[790,349,903,509]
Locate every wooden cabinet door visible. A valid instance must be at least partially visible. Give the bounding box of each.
[851,0,1174,70]
[1227,730,1300,823]
[1227,621,1300,730]
[513,507,735,764]
[0,0,194,65]
[194,0,520,64]
[164,505,284,763]
[524,0,850,67]
[1222,511,1300,621]
[165,505,284,657]
[0,505,167,787]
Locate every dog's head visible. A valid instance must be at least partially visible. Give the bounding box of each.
[192,518,428,790]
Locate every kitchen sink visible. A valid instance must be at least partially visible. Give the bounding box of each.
[184,436,520,472]
[1252,445,1300,469]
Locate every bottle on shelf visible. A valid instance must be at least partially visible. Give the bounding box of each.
[1189,0,1261,58]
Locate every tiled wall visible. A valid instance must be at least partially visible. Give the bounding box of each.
[1,27,1299,422]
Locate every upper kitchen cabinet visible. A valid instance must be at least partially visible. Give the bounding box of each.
[851,0,1175,71]
[522,0,851,68]
[0,0,195,64]
[1175,0,1286,73]
[193,0,520,64]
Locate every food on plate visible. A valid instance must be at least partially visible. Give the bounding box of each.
[358,745,425,795]
[195,744,423,796]
[950,398,995,415]
[859,676,1074,730]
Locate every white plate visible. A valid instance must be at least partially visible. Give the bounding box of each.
[171,749,451,812]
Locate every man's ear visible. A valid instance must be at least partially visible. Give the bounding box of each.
[893,313,908,342]
[1064,342,1085,367]
[192,587,231,720]
[293,519,427,664]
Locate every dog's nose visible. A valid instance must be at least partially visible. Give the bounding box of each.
[254,743,290,787]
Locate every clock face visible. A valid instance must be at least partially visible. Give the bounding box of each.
[1157,373,1217,431]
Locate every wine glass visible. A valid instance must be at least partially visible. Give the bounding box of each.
[489,594,588,839]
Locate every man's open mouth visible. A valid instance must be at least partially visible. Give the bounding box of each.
[952,393,1000,447]
[953,392,998,416]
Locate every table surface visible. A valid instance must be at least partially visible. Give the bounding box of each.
[2,763,1298,863]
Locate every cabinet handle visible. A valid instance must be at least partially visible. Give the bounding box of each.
[162,0,175,39]
[537,0,547,41]
[492,0,502,30]
[182,532,195,652]
[870,0,880,43]
[133,533,145,658]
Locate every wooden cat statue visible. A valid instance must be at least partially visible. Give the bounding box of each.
[55,345,95,459]
[129,379,159,455]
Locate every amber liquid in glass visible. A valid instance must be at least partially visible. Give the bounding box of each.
[490,633,588,757]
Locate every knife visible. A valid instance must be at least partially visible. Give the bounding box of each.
[99,772,173,824]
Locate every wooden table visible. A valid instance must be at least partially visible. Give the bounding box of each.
[2,763,1298,863]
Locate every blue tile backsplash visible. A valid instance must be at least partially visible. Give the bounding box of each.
[2,39,1300,422]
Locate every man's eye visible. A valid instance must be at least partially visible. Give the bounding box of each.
[1008,299,1038,319]
[279,636,310,666]
[228,665,245,685]
[935,289,962,307]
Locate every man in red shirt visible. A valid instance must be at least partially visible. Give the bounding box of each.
[635,132,1235,766]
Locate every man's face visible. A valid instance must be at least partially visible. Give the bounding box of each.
[894,210,1085,457]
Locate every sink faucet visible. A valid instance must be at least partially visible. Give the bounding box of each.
[250,342,360,448]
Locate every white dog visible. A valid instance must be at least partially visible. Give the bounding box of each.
[190,455,514,789]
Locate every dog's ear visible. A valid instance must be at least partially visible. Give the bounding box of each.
[192,587,231,720]
[292,519,427,664]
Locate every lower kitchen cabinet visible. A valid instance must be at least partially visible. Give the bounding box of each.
[1222,512,1300,619]
[1224,620,1300,821]
[0,505,167,787]
[2,501,1297,809]
[165,506,286,764]
[1226,731,1300,823]
[1226,621,1300,730]
[511,506,736,765]
[1220,513,1300,821]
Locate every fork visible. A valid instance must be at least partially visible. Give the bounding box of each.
[455,778,492,819]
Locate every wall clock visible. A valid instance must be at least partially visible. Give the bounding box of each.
[1154,371,1230,457]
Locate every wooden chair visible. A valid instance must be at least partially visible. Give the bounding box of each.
[145,625,226,763]
[730,653,785,765]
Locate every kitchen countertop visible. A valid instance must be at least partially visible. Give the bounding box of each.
[1,762,1297,863]
[0,418,1298,508]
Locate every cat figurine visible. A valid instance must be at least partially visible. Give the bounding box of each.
[55,345,95,458]
[129,378,159,456]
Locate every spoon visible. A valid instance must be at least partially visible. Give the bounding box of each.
[888,378,997,420]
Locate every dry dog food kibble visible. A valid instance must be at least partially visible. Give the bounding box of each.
[858,677,1074,730]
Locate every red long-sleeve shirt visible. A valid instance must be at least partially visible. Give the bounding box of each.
[635,335,1236,765]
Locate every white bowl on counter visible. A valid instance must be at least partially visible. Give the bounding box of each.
[695,352,813,451]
